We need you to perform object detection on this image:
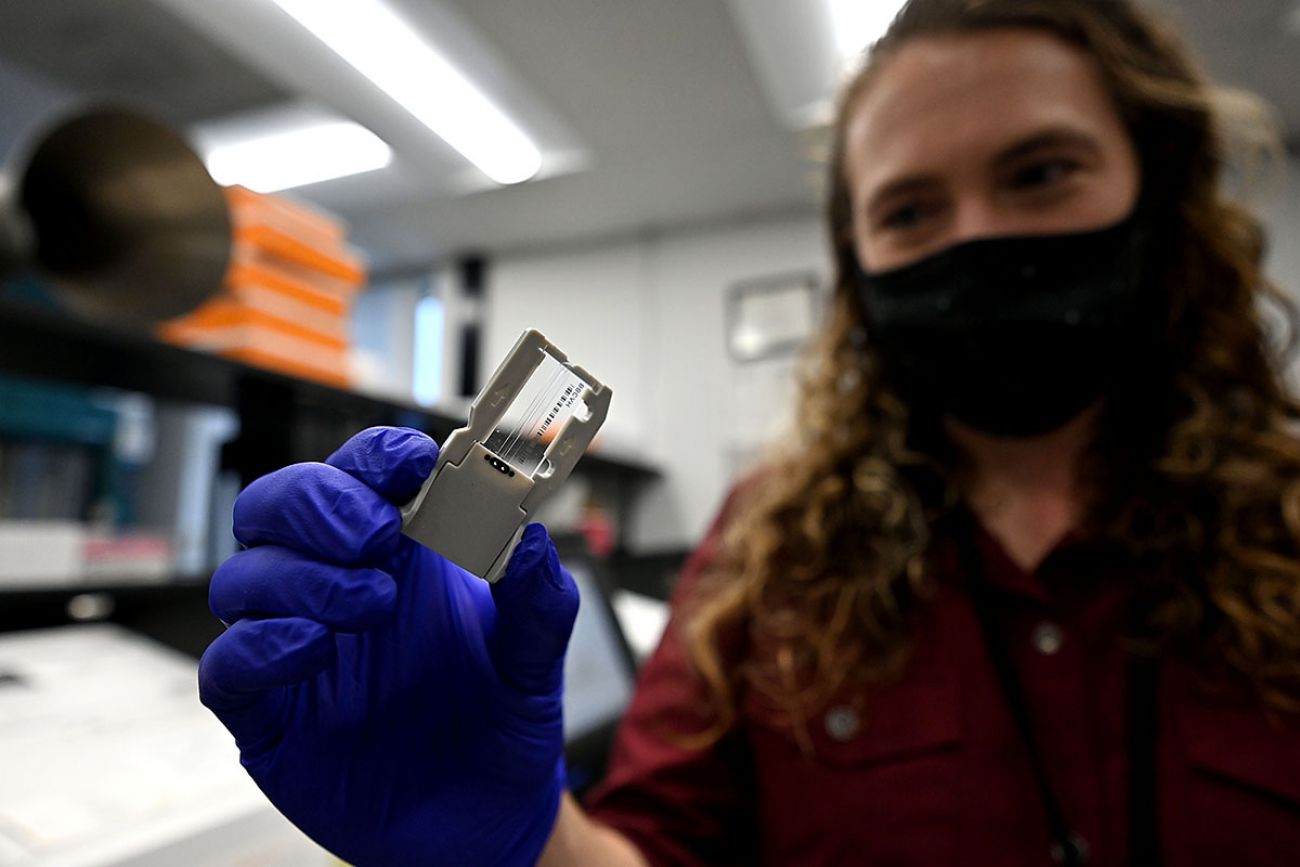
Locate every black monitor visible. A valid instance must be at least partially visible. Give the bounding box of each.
[553,534,640,794]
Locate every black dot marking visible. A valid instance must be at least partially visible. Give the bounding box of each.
[484,454,516,477]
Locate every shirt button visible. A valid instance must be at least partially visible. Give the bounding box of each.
[1052,831,1090,865]
[1031,621,1065,656]
[824,706,861,742]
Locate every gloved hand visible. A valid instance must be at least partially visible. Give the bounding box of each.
[198,426,579,866]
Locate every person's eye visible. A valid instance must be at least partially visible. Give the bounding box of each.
[1009,159,1079,191]
[880,202,931,231]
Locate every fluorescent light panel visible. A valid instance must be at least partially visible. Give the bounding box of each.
[828,0,908,64]
[203,120,392,192]
[267,0,542,185]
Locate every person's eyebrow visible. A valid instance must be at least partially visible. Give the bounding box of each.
[991,126,1103,170]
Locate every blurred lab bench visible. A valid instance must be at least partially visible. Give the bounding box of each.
[0,625,331,866]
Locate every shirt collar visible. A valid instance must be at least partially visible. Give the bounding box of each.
[935,504,1118,604]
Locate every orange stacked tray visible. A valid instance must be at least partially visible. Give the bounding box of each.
[159,186,366,388]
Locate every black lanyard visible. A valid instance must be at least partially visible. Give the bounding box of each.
[953,512,1160,866]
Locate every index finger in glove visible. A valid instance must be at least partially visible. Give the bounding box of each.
[325,426,438,503]
[233,463,401,565]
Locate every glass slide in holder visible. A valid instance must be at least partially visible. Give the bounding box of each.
[400,329,611,582]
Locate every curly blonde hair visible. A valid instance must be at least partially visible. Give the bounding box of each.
[683,0,1300,740]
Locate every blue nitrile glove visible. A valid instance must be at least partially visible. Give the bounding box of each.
[198,426,579,867]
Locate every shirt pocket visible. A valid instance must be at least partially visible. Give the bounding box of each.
[744,680,963,866]
[1174,697,1300,866]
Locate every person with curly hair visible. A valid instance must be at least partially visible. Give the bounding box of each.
[199,1,1300,864]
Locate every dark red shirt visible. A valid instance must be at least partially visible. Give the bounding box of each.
[586,509,1300,866]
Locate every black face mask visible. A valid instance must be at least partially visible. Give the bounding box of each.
[853,214,1150,438]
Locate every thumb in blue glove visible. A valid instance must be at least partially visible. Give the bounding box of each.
[198,426,580,866]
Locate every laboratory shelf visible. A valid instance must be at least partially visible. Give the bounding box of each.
[0,297,661,484]
[0,298,663,649]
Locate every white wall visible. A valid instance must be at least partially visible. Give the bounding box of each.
[1260,154,1300,302]
[1254,153,1300,389]
[632,217,826,550]
[486,213,827,553]
[0,57,75,159]
[487,245,650,450]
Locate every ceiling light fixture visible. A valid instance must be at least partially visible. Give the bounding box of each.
[202,120,392,192]
[827,0,908,67]
[266,0,543,185]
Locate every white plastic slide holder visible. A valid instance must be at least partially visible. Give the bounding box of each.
[400,329,611,583]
